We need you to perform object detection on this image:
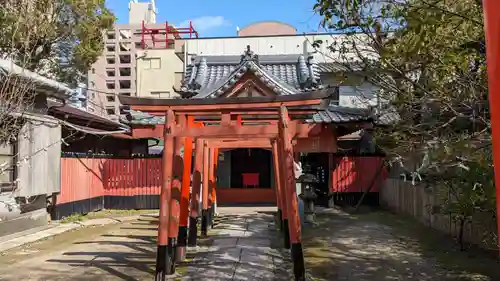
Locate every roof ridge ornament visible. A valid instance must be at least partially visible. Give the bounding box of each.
[240,45,259,64]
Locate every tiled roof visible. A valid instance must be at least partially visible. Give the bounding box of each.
[124,107,372,126]
[122,109,165,125]
[315,62,365,73]
[180,46,324,98]
[306,106,372,124]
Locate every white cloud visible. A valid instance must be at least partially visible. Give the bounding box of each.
[179,16,231,32]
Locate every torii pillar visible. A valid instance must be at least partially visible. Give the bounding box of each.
[483,0,500,255]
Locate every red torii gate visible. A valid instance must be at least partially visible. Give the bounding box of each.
[121,92,341,281]
[483,0,500,256]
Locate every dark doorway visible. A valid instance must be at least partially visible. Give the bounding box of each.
[301,153,330,204]
[230,148,271,188]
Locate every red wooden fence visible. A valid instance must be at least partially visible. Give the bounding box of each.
[53,157,162,219]
[331,156,387,193]
[53,155,386,219]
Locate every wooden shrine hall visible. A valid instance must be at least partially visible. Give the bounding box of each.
[120,89,373,280]
[122,46,375,206]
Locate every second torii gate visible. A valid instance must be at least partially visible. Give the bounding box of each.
[120,92,342,281]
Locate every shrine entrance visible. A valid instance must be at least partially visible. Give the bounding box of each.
[229,148,272,189]
[120,91,363,281]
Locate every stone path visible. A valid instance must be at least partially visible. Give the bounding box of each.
[182,208,291,281]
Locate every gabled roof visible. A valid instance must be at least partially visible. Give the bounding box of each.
[179,46,324,98]
[0,59,72,100]
[48,100,130,132]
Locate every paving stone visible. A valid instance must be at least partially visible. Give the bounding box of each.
[182,210,290,280]
[233,263,275,280]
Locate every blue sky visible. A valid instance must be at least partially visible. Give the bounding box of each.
[106,0,324,37]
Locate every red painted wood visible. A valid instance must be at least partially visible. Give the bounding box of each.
[242,173,259,188]
[159,109,175,245]
[179,137,193,227]
[169,115,185,238]
[129,98,325,112]
[483,0,500,254]
[202,141,210,210]
[330,156,386,193]
[190,138,204,219]
[216,188,276,204]
[272,140,283,211]
[279,106,302,244]
[211,148,219,206]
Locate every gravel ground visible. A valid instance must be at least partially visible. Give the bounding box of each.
[302,208,500,281]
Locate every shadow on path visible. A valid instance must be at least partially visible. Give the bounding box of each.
[303,207,500,281]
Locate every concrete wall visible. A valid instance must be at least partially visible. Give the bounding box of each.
[322,73,379,109]
[177,33,375,64]
[129,1,156,25]
[88,6,176,120]
[136,49,183,98]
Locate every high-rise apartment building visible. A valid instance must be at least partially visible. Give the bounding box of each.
[87,0,198,121]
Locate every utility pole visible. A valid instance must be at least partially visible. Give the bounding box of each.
[482,0,500,255]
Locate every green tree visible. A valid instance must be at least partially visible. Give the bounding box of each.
[314,0,496,249]
[0,0,115,86]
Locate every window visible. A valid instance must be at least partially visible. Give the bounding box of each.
[119,42,131,52]
[144,58,161,69]
[119,54,131,64]
[0,141,15,189]
[106,95,115,102]
[119,80,131,89]
[106,81,115,89]
[106,44,116,52]
[119,67,131,77]
[106,107,116,115]
[118,29,131,40]
[91,68,95,74]
[107,32,115,40]
[106,69,116,77]
[106,56,116,64]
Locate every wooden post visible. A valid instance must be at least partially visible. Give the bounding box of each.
[277,138,291,248]
[483,0,500,255]
[177,117,194,260]
[167,114,185,273]
[279,106,305,280]
[188,138,203,246]
[155,109,175,280]
[210,148,219,227]
[272,139,284,230]
[201,140,210,236]
[207,147,213,228]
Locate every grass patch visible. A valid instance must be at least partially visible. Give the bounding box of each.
[60,213,86,223]
[60,209,155,223]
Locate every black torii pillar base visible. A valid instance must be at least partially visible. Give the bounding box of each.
[187,216,198,246]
